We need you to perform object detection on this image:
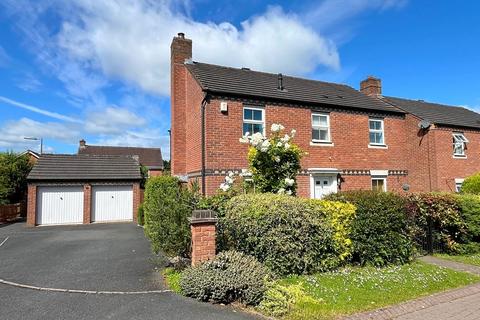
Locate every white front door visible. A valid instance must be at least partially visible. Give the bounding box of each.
[313,176,336,199]
[92,185,133,222]
[37,186,84,225]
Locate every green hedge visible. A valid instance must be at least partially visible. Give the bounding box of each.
[220,194,356,275]
[461,173,480,195]
[180,250,271,305]
[143,176,196,257]
[326,191,415,266]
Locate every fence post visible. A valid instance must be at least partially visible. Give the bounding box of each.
[190,210,217,266]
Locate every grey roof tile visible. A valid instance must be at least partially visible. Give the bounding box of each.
[383,96,480,129]
[78,145,163,168]
[28,154,142,181]
[186,62,403,114]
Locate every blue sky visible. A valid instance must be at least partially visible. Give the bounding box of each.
[1,0,479,158]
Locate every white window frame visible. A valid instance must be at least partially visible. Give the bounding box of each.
[371,176,387,192]
[311,113,331,143]
[242,106,265,136]
[455,178,464,193]
[369,118,385,146]
[453,133,468,157]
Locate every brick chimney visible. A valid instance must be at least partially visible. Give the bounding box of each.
[170,33,192,177]
[360,76,382,97]
[79,139,86,149]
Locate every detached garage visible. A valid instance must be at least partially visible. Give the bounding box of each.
[27,155,142,226]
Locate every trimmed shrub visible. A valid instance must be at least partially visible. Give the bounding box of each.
[143,176,196,257]
[457,194,480,243]
[221,194,355,275]
[326,191,414,266]
[137,203,145,226]
[461,173,480,195]
[406,193,466,252]
[180,251,271,305]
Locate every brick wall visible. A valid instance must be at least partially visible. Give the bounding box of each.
[26,184,37,226]
[431,127,480,192]
[133,182,140,223]
[83,184,92,223]
[170,34,192,176]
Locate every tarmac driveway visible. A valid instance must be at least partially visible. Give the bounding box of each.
[0,222,257,320]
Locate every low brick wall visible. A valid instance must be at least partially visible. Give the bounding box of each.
[0,203,23,223]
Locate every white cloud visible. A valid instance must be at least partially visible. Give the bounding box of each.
[16,73,43,92]
[85,107,147,134]
[0,96,83,123]
[4,0,341,97]
[0,118,80,151]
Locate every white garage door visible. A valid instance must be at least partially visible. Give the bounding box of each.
[37,186,84,225]
[92,185,133,222]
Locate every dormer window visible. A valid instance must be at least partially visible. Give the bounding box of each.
[453,133,468,157]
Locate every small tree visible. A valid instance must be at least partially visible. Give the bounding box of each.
[239,124,303,195]
[0,152,33,205]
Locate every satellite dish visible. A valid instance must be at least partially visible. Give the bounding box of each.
[418,120,431,129]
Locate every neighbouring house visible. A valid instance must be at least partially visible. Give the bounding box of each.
[170,33,480,197]
[78,139,164,176]
[26,155,142,226]
[19,149,40,164]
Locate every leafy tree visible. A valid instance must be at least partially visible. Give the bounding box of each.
[461,172,480,194]
[0,152,33,205]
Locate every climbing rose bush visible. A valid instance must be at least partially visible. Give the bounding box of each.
[239,123,303,195]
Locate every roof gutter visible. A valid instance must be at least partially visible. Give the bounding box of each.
[201,92,209,196]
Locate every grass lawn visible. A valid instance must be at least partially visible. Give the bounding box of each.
[435,253,480,267]
[270,261,479,320]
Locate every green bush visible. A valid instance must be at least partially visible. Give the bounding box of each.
[180,251,271,305]
[457,194,480,243]
[461,173,480,194]
[221,194,355,275]
[143,176,196,257]
[137,203,145,226]
[326,191,414,266]
[406,193,466,252]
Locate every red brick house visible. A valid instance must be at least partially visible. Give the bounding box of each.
[170,33,480,197]
[78,139,164,176]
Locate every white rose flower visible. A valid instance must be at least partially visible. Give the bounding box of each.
[274,156,281,163]
[260,140,271,152]
[271,123,280,132]
[276,142,283,147]
[225,176,234,184]
[290,129,296,138]
[286,190,293,196]
[277,188,285,194]
[219,183,230,192]
[284,143,290,150]
[228,171,234,178]
[285,178,294,186]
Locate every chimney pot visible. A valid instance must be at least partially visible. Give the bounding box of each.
[178,32,185,39]
[79,139,86,149]
[360,76,382,97]
[277,73,284,91]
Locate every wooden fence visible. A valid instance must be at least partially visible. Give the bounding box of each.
[0,203,24,223]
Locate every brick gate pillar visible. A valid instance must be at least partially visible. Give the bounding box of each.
[190,210,217,266]
[83,184,92,224]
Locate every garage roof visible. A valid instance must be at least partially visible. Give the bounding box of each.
[28,154,142,181]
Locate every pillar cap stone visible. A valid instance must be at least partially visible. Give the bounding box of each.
[190,209,217,224]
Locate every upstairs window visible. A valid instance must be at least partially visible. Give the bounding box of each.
[369,119,385,145]
[453,133,468,157]
[243,106,264,135]
[312,114,331,142]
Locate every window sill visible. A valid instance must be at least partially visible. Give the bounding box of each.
[453,155,467,159]
[310,141,334,147]
[368,144,388,149]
